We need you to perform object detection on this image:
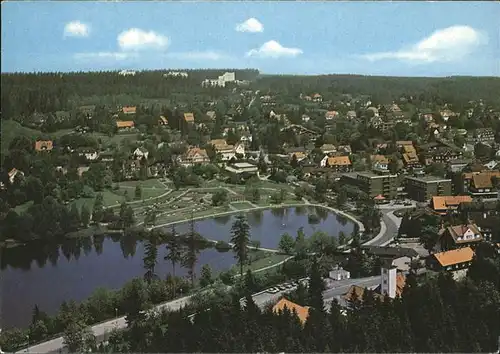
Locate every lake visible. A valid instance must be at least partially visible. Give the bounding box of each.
[0,206,354,328]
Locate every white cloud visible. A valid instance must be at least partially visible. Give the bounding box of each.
[64,21,90,37]
[117,28,169,51]
[246,40,303,58]
[74,52,137,61]
[166,51,230,61]
[363,25,487,63]
[236,18,264,33]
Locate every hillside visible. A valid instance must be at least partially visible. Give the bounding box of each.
[1,120,42,154]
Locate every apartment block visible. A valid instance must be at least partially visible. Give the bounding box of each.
[340,172,398,199]
[404,175,452,202]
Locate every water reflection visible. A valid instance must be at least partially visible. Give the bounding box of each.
[295,206,306,216]
[270,207,285,218]
[1,206,356,328]
[214,215,231,225]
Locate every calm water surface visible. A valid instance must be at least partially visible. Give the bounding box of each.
[0,206,353,328]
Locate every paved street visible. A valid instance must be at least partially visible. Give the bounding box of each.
[16,292,209,354]
[252,275,381,310]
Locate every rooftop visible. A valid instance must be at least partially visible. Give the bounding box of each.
[432,247,475,267]
[272,298,310,324]
[405,175,451,183]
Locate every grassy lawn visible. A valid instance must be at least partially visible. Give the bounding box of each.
[154,205,230,225]
[229,252,290,274]
[230,201,254,210]
[118,179,166,189]
[1,120,42,154]
[13,201,34,214]
[91,132,137,146]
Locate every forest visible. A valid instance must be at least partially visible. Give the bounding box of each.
[71,246,500,353]
[2,70,500,119]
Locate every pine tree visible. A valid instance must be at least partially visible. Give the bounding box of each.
[230,214,251,278]
[182,214,199,286]
[81,204,91,228]
[307,258,325,312]
[164,225,184,296]
[92,193,104,223]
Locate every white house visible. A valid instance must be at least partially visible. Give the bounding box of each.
[82,151,99,161]
[8,168,24,184]
[302,114,311,122]
[329,266,350,281]
[134,147,149,160]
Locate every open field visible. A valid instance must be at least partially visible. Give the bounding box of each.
[230,201,255,210]
[91,132,137,146]
[13,201,34,214]
[1,120,42,153]
[118,179,167,189]
[228,252,290,275]
[153,205,230,225]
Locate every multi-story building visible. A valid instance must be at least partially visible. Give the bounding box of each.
[404,175,452,202]
[340,172,398,199]
[461,171,500,198]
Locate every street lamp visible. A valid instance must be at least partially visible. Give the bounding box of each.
[115,308,118,329]
[26,334,30,354]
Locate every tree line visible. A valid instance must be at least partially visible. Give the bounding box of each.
[85,244,500,353]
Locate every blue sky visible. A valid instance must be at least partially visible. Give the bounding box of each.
[2,1,499,76]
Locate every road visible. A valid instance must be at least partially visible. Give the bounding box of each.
[252,275,381,310]
[16,292,204,354]
[362,209,401,246]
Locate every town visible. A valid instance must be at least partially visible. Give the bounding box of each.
[1,68,499,353]
[1,1,500,351]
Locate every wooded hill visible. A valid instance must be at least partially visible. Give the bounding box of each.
[2,70,499,119]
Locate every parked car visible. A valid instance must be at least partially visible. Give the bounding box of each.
[267,288,279,294]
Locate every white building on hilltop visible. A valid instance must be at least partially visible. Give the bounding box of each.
[119,69,136,76]
[202,72,236,87]
[164,71,189,78]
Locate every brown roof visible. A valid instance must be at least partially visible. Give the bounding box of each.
[313,93,322,98]
[272,298,310,324]
[291,152,307,160]
[184,112,195,122]
[374,194,386,200]
[403,152,419,164]
[35,140,53,151]
[122,106,136,114]
[325,111,339,118]
[371,155,389,164]
[327,156,351,166]
[185,147,208,159]
[463,171,500,180]
[343,285,384,303]
[432,196,473,212]
[432,247,474,267]
[472,173,494,189]
[396,273,406,297]
[116,121,135,128]
[209,139,227,147]
[403,145,416,154]
[446,224,483,244]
